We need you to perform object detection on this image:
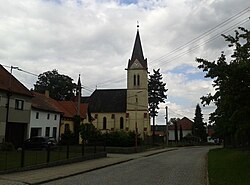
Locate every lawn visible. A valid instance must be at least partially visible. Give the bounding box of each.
[208,148,250,185]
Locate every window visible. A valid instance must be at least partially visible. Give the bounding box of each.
[65,124,70,132]
[47,114,50,120]
[52,127,57,138]
[54,115,57,120]
[15,99,24,110]
[30,128,42,137]
[137,75,140,86]
[134,75,136,86]
[36,112,39,119]
[45,127,50,137]
[120,117,124,129]
[103,117,107,129]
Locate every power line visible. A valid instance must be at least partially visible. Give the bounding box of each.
[150,7,250,68]
[90,7,250,87]
[1,63,38,77]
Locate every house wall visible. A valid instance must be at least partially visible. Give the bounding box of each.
[8,94,31,123]
[92,112,126,131]
[29,109,60,140]
[91,111,151,137]
[168,130,192,141]
[0,92,6,142]
[60,119,74,135]
[0,91,32,142]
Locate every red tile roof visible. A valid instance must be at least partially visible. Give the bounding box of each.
[0,65,33,97]
[31,92,88,119]
[169,117,193,130]
[56,100,88,119]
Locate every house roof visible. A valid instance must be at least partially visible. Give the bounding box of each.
[31,92,62,113]
[32,92,88,119]
[89,89,127,113]
[168,117,193,130]
[127,30,147,70]
[56,100,88,119]
[0,65,33,97]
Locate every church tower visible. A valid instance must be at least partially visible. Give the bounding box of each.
[126,26,150,136]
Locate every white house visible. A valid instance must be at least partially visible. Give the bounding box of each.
[29,92,61,140]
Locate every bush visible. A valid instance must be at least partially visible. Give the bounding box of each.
[0,142,15,151]
[60,130,75,145]
[105,130,140,147]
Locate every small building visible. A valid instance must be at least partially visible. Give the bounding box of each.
[29,92,62,140]
[56,100,88,136]
[168,117,193,141]
[0,65,33,146]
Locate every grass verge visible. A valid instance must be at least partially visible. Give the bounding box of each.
[208,148,250,185]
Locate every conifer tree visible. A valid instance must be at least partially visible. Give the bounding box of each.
[193,104,207,142]
[148,69,167,143]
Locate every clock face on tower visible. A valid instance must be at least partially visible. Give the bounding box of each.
[131,60,142,69]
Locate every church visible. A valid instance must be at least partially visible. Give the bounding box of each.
[88,27,151,138]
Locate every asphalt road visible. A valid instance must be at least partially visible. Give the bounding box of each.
[44,146,212,185]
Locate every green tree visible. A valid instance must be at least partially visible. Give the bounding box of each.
[148,69,168,142]
[193,104,207,142]
[197,27,250,147]
[80,123,101,142]
[34,69,76,100]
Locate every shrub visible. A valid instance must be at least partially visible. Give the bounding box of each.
[105,130,140,147]
[0,142,15,151]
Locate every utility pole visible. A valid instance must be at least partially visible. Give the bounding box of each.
[77,74,81,116]
[165,106,169,147]
[5,66,19,142]
[135,94,138,152]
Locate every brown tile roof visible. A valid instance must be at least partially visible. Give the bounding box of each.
[56,100,88,119]
[168,117,193,130]
[0,65,33,97]
[31,92,62,113]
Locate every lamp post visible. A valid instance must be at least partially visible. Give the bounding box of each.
[135,94,138,152]
[134,90,142,152]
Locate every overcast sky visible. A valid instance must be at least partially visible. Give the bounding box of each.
[0,0,249,124]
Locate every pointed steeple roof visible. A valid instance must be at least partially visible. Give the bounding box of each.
[127,26,147,69]
[77,74,81,87]
[131,30,144,63]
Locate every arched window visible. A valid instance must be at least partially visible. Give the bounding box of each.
[120,117,124,129]
[137,75,140,86]
[134,74,136,86]
[103,117,107,130]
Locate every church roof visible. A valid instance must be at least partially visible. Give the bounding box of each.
[128,30,147,69]
[89,89,127,113]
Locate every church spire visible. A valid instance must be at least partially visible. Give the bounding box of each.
[128,24,147,69]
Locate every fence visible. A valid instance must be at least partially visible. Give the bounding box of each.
[0,141,106,173]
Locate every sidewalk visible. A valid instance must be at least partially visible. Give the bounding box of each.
[0,148,176,185]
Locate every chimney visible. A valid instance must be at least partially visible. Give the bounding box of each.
[45,90,50,98]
